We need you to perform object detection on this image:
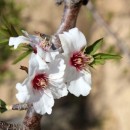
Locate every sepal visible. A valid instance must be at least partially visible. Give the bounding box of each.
[84,38,103,55]
[0,99,7,114]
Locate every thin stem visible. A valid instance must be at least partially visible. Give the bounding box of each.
[11,103,31,111]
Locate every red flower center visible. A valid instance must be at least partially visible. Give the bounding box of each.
[70,51,90,71]
[32,73,48,90]
[33,47,37,54]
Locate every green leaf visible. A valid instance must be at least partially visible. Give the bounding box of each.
[0,39,9,45]
[0,99,6,106]
[89,59,105,66]
[84,38,103,55]
[13,50,32,64]
[89,53,121,67]
[93,53,122,60]
[0,99,7,114]
[0,17,21,38]
[10,24,19,36]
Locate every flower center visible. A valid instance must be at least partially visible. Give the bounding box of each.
[70,51,92,71]
[33,47,37,54]
[32,73,48,90]
[39,37,52,51]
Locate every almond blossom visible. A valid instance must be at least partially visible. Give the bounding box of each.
[59,28,92,97]
[16,57,68,115]
[9,30,59,63]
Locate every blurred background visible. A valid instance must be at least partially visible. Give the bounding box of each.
[0,0,130,130]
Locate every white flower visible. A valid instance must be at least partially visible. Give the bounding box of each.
[59,28,92,97]
[16,57,68,115]
[9,31,59,62]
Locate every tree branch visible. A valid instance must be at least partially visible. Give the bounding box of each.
[21,1,86,130]
[22,0,89,129]
[53,0,84,48]
[0,121,22,130]
[0,0,89,130]
[23,105,42,130]
[0,103,30,130]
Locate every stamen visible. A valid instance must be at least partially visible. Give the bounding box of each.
[39,37,52,51]
[70,51,92,71]
[32,73,48,90]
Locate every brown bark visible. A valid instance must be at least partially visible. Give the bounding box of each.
[53,0,83,48]
[23,105,42,130]
[0,121,22,130]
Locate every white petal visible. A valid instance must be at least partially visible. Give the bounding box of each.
[59,28,87,54]
[28,53,38,76]
[48,58,66,78]
[29,53,48,75]
[43,51,59,63]
[33,89,54,115]
[35,54,48,70]
[16,80,39,103]
[59,32,75,54]
[49,82,68,99]
[16,93,30,103]
[37,45,59,62]
[16,83,30,103]
[49,51,59,61]
[22,30,40,46]
[9,36,30,49]
[68,28,87,51]
[48,57,67,99]
[68,71,91,97]
[64,63,81,83]
[16,83,28,92]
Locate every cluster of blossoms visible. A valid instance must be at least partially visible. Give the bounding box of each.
[9,28,92,115]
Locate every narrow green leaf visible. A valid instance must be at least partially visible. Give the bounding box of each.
[0,39,9,45]
[13,50,32,64]
[84,38,103,55]
[10,24,19,36]
[89,53,121,67]
[0,99,7,114]
[0,108,7,113]
[0,17,21,37]
[89,59,105,66]
[0,99,6,106]
[93,53,122,60]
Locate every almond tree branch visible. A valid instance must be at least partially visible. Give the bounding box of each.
[0,104,41,130]
[87,1,130,61]
[0,121,22,130]
[0,0,88,130]
[23,105,42,130]
[53,0,85,48]
[0,103,28,130]
[22,1,86,130]
[0,103,29,130]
